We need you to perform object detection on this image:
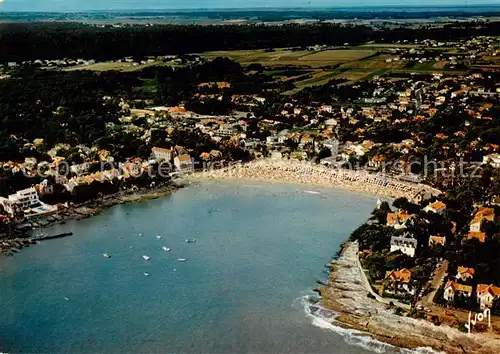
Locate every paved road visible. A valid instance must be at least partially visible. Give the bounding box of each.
[420,260,448,305]
[354,241,411,310]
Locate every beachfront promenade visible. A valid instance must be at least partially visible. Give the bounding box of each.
[200,160,442,200]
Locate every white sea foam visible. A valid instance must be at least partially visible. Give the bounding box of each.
[300,295,445,354]
[302,190,320,195]
[243,184,265,188]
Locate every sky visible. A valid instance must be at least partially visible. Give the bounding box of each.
[0,0,497,12]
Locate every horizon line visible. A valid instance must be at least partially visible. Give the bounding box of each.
[2,4,500,14]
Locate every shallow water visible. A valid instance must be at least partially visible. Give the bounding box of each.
[0,181,391,353]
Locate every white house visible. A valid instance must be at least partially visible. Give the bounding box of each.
[483,153,500,168]
[70,162,92,176]
[476,284,500,309]
[320,105,333,113]
[324,118,338,126]
[277,130,290,144]
[266,136,278,146]
[390,234,418,257]
[174,154,193,172]
[151,147,172,162]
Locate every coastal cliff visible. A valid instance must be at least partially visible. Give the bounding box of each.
[319,242,500,354]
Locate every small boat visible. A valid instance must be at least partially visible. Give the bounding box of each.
[143,273,149,276]
[64,297,70,301]
[138,233,143,237]
[156,235,162,240]
[103,253,111,258]
[185,239,197,243]
[177,258,187,262]
[162,247,171,252]
[142,255,151,261]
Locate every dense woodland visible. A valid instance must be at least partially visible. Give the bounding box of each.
[2,21,500,62]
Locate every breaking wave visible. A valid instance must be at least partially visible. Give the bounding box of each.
[300,295,445,354]
[302,190,321,195]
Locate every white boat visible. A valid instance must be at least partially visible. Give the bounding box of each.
[143,272,149,276]
[103,253,111,258]
[185,239,197,243]
[156,235,162,239]
[162,247,171,252]
[177,258,187,262]
[142,255,151,261]
[138,233,143,237]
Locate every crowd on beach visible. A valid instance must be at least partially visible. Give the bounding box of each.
[199,159,442,201]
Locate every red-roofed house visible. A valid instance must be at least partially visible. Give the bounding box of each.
[386,211,415,229]
[467,231,487,243]
[456,267,475,282]
[429,235,446,247]
[384,268,414,294]
[476,284,500,309]
[423,201,447,215]
[443,280,473,302]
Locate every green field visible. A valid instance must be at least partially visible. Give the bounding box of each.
[358,43,419,49]
[63,60,168,72]
[201,48,376,68]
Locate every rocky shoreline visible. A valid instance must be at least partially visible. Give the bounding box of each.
[318,242,500,354]
[0,181,184,256]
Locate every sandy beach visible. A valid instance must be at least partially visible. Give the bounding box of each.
[189,160,500,353]
[193,160,442,200]
[317,241,500,354]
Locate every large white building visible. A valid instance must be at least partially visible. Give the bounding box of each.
[0,187,40,216]
[390,234,418,257]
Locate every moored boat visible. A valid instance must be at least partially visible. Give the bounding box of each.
[142,255,151,261]
[103,253,111,258]
[162,247,171,252]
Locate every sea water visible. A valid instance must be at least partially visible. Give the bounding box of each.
[0,181,404,353]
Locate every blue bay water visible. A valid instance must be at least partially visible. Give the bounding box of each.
[0,182,380,353]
